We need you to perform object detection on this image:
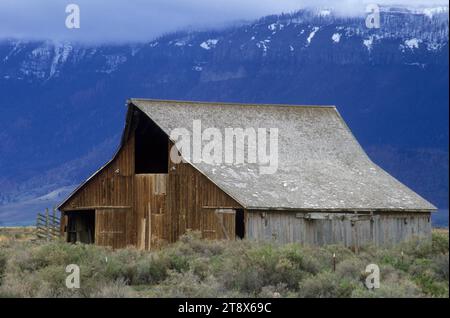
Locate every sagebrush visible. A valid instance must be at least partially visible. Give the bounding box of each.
[0,230,448,298]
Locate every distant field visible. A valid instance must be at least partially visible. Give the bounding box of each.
[0,228,448,298]
[0,227,36,243]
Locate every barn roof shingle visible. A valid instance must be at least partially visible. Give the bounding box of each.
[130,99,436,212]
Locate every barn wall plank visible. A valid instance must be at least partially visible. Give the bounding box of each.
[246,211,432,247]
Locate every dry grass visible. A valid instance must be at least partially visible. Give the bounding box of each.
[0,228,448,298]
[0,227,36,243]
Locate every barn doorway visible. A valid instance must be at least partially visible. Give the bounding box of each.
[66,211,95,244]
[235,209,245,239]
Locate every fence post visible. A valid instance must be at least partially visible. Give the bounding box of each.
[52,207,57,238]
[333,253,336,272]
[36,213,40,238]
[45,208,49,241]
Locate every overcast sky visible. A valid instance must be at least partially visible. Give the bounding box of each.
[0,0,448,43]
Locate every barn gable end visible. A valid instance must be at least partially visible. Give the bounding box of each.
[58,105,244,249]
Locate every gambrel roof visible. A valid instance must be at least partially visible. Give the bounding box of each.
[128,99,436,212]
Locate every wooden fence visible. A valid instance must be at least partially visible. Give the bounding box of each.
[36,208,60,241]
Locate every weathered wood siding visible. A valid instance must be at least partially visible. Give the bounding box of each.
[95,208,129,249]
[246,211,432,247]
[167,154,242,242]
[134,174,167,250]
[60,134,136,247]
[60,135,135,210]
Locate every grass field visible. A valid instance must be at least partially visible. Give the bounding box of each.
[0,228,448,298]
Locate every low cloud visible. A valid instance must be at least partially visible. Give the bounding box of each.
[0,0,447,43]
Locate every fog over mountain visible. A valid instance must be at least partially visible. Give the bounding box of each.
[0,0,448,42]
[0,5,448,226]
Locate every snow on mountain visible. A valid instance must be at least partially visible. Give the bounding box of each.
[1,6,448,82]
[306,27,320,45]
[418,6,449,19]
[1,6,447,84]
[200,39,219,50]
[331,33,341,43]
[404,38,421,50]
[363,36,374,51]
[0,7,448,225]
[1,40,137,81]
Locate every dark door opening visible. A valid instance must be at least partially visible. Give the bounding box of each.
[66,211,95,244]
[235,209,245,239]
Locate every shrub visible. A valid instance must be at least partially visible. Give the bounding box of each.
[0,272,34,297]
[0,250,7,285]
[258,283,298,298]
[336,258,365,281]
[190,257,211,280]
[218,256,263,293]
[215,242,309,294]
[298,272,356,298]
[148,270,225,298]
[298,253,321,274]
[399,237,433,259]
[90,279,137,298]
[103,255,137,284]
[34,265,70,297]
[178,231,225,256]
[432,232,449,255]
[432,253,449,281]
[134,253,170,285]
[351,280,422,298]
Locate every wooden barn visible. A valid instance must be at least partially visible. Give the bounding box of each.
[58,99,436,249]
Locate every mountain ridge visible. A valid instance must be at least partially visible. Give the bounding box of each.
[0,7,448,225]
